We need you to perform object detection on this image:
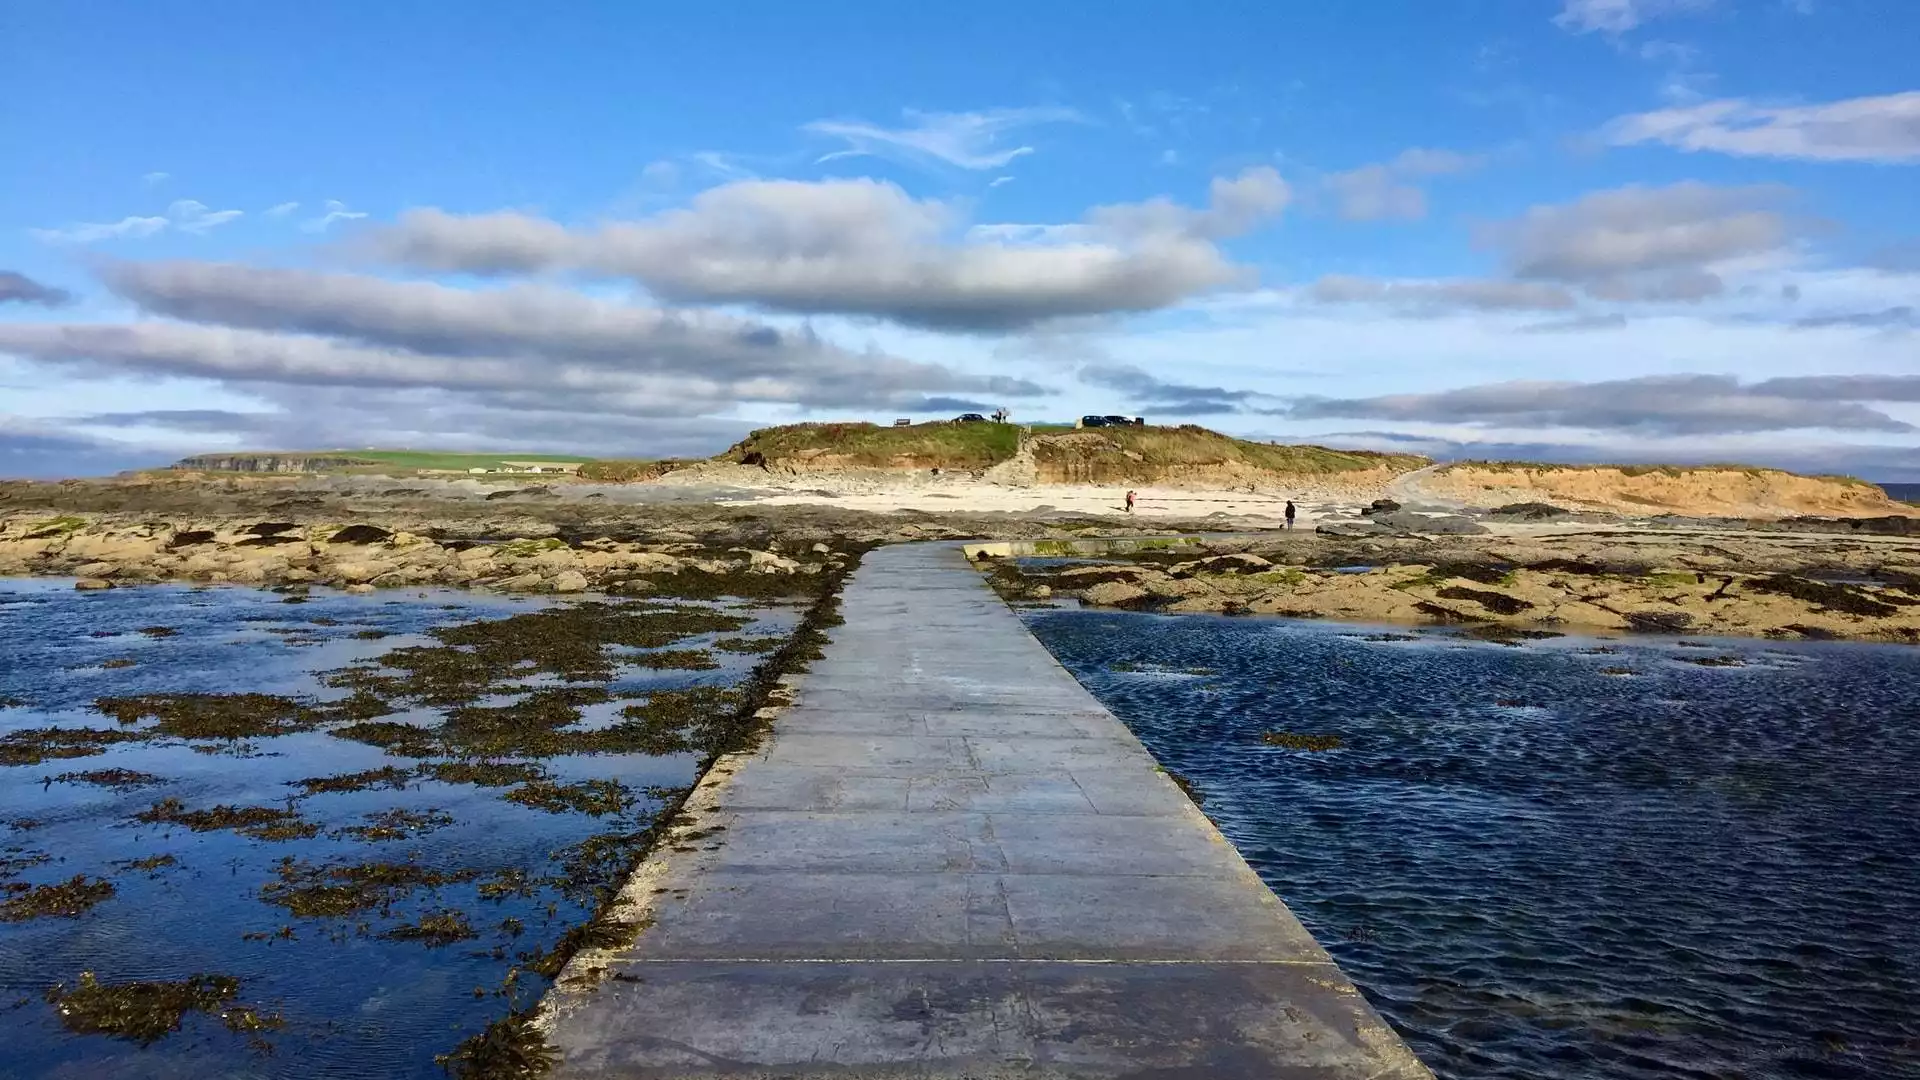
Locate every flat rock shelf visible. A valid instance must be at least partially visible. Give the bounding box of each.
[538,543,1430,1078]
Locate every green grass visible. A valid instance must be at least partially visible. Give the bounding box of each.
[728,421,1021,469]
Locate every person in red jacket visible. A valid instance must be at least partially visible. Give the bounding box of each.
[1124,490,1136,513]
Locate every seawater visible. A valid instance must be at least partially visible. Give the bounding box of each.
[0,579,787,1078]
[1024,609,1920,1080]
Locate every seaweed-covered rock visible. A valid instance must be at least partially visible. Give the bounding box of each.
[1318,521,1389,538]
[1169,553,1272,578]
[1489,502,1571,520]
[1364,499,1402,516]
[328,525,392,545]
[1625,610,1692,634]
[1372,511,1489,536]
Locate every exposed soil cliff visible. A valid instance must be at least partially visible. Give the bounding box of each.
[1418,463,1910,520]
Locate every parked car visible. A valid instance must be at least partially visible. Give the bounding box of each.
[951,413,989,424]
[1078,414,1110,428]
[1102,415,1136,427]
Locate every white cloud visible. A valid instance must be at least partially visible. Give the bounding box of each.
[1554,0,1714,35]
[805,106,1080,171]
[1603,92,1920,163]
[301,200,369,233]
[364,169,1291,331]
[142,171,170,186]
[1479,182,1796,300]
[264,201,301,218]
[987,176,1015,189]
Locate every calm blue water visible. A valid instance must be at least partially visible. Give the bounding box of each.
[1025,610,1920,1080]
[1882,483,1920,504]
[0,579,785,1078]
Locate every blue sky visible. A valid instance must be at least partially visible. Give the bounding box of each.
[4,0,1920,478]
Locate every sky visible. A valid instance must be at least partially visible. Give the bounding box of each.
[4,0,1920,480]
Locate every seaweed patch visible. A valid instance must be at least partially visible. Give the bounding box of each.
[1,876,116,921]
[44,971,279,1046]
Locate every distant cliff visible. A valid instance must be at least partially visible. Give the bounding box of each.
[172,454,375,473]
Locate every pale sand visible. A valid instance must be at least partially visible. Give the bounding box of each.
[647,464,1369,525]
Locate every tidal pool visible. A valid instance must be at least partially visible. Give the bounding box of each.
[1024,609,1920,1080]
[0,578,800,1078]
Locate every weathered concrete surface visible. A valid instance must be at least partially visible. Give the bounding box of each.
[541,543,1432,1078]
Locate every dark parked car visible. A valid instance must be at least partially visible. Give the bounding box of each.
[1079,414,1110,428]
[952,413,989,424]
[1103,415,1136,427]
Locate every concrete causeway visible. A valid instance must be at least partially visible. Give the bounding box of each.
[541,543,1432,1078]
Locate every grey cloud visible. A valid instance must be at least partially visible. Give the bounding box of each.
[1582,268,1724,302]
[76,401,757,461]
[1310,275,1577,311]
[1284,374,1914,435]
[1078,362,1251,416]
[79,260,1046,412]
[1866,241,1920,273]
[1790,306,1916,330]
[1517,313,1630,333]
[0,319,1042,416]
[0,416,171,480]
[0,271,72,307]
[1751,374,1920,400]
[366,171,1289,331]
[98,260,955,385]
[1603,92,1920,163]
[1483,183,1790,289]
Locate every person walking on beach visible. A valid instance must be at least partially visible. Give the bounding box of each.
[1125,490,1136,514]
[1284,500,1297,530]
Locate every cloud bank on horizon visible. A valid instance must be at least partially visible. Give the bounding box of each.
[4,0,1920,480]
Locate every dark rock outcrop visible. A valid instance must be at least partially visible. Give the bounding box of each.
[327,525,392,545]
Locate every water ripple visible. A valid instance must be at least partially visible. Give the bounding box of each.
[1026,611,1920,1080]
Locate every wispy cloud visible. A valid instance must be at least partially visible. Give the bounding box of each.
[264,201,301,218]
[1323,147,1483,222]
[1554,0,1714,36]
[168,199,244,234]
[1603,91,1920,163]
[805,106,1080,171]
[29,198,242,244]
[301,199,369,233]
[142,171,170,186]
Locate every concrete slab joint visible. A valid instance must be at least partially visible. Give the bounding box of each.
[538,542,1432,1078]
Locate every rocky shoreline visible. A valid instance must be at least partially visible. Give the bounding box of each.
[983,529,1920,644]
[0,514,845,595]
